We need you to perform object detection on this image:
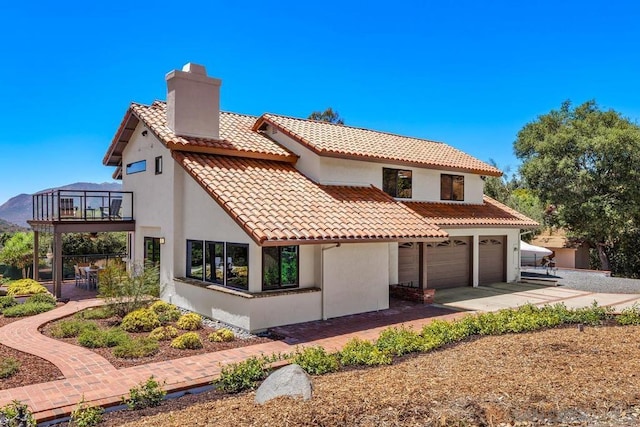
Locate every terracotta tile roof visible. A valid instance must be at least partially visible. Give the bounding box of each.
[404,196,539,228]
[254,114,502,176]
[104,102,297,166]
[174,152,448,245]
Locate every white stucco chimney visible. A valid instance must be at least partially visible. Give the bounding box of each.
[165,63,222,139]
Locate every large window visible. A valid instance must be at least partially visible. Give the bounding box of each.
[187,240,248,290]
[186,240,204,280]
[126,160,146,175]
[262,246,299,291]
[205,241,224,285]
[383,168,412,198]
[440,174,464,201]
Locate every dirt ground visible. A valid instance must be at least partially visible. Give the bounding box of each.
[95,324,640,426]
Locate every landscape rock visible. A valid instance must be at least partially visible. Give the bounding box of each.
[255,364,313,404]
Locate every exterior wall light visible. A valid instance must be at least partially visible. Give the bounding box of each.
[159,237,166,244]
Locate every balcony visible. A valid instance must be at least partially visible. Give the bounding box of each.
[31,190,134,223]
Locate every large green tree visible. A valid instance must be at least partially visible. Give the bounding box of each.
[0,231,33,278]
[514,100,640,272]
[308,107,345,125]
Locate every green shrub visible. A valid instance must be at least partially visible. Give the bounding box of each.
[2,301,55,317]
[120,308,160,332]
[617,304,640,325]
[6,279,47,296]
[113,337,159,358]
[149,301,180,323]
[216,356,269,393]
[208,328,235,343]
[376,326,423,356]
[50,319,98,338]
[77,330,107,348]
[0,296,18,310]
[564,301,613,326]
[102,328,130,347]
[26,292,56,305]
[122,376,166,410]
[170,332,203,350]
[69,396,104,427]
[0,400,36,426]
[339,337,392,366]
[98,262,160,318]
[176,313,203,330]
[76,307,113,320]
[0,357,19,379]
[292,346,339,375]
[149,325,179,341]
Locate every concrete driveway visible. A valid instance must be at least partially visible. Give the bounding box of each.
[433,282,640,313]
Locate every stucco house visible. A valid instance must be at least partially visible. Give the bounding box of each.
[531,229,590,269]
[103,63,537,332]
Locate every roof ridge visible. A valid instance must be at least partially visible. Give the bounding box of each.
[262,112,446,145]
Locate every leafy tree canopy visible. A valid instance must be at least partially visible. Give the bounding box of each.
[514,100,640,272]
[0,231,33,278]
[308,107,345,125]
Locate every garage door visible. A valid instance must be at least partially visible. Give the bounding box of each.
[398,242,419,287]
[479,236,506,284]
[426,237,471,289]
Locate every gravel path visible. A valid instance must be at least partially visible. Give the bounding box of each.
[522,268,640,294]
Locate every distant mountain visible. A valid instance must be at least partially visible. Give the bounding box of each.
[0,217,27,234]
[0,182,122,228]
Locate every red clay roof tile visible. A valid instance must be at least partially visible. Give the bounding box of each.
[108,102,297,163]
[174,152,448,245]
[255,114,502,176]
[404,196,539,228]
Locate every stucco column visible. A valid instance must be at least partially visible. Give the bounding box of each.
[32,230,39,281]
[53,231,62,299]
[472,234,480,287]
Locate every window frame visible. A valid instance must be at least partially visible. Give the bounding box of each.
[186,240,249,290]
[155,156,163,175]
[262,246,300,291]
[440,174,465,201]
[204,241,225,285]
[186,239,204,280]
[126,160,147,175]
[382,168,413,198]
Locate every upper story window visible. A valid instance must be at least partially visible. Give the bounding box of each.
[262,246,299,291]
[126,160,146,175]
[440,174,464,201]
[383,168,412,198]
[155,156,163,175]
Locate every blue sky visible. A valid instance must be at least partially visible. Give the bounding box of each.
[1,0,639,205]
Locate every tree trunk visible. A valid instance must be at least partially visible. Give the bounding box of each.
[597,243,610,271]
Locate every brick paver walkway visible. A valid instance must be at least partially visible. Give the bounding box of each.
[0,298,463,422]
[4,282,630,423]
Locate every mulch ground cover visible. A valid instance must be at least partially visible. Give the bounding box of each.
[100,324,640,426]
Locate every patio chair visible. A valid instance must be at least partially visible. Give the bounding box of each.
[60,198,76,218]
[73,265,83,287]
[100,198,122,219]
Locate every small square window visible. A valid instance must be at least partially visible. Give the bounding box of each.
[440,174,464,201]
[382,168,412,198]
[155,156,163,175]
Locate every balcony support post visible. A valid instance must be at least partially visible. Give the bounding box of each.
[32,231,39,282]
[53,231,62,299]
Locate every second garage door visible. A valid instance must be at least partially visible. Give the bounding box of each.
[479,236,506,284]
[426,237,471,288]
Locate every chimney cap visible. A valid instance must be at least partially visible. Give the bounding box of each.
[182,63,207,75]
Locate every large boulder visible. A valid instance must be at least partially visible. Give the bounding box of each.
[255,364,313,404]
